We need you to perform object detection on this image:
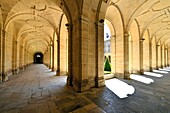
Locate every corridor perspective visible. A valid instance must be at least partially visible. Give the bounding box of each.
[0,64,170,113]
[0,0,170,112]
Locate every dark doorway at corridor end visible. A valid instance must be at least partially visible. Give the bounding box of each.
[34,53,43,64]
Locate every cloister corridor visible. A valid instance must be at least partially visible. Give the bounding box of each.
[0,64,170,113]
[1,0,170,112]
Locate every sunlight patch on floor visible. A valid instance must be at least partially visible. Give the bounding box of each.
[159,68,170,72]
[144,72,163,78]
[130,74,154,84]
[105,78,135,98]
[153,70,168,74]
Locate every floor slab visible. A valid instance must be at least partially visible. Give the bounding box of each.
[0,64,170,113]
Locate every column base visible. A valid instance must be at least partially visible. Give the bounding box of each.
[56,70,60,76]
[139,69,144,75]
[149,67,153,72]
[73,78,90,93]
[95,76,105,87]
[124,71,131,79]
[0,76,2,82]
[13,69,19,75]
[67,76,73,86]
[114,73,124,78]
[20,66,24,71]
[49,65,52,69]
[2,73,8,82]
[51,68,55,72]
[114,72,131,79]
[156,66,159,70]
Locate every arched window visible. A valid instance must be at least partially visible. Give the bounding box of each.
[108,55,111,63]
[104,56,107,61]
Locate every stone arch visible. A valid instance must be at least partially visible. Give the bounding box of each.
[2,0,75,81]
[129,20,140,74]
[104,3,124,78]
[34,52,43,64]
[104,19,116,74]
[58,14,68,75]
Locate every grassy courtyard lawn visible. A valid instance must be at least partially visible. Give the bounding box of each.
[104,71,111,75]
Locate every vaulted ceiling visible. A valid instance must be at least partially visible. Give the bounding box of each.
[0,0,72,54]
[114,0,170,45]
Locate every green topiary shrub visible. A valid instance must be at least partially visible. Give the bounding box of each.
[104,58,111,71]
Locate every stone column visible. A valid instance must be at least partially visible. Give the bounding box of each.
[95,21,105,88]
[49,46,52,69]
[167,48,169,66]
[56,31,60,76]
[164,48,167,67]
[111,35,116,74]
[2,30,8,81]
[24,49,27,68]
[20,45,24,70]
[124,32,130,78]
[13,40,19,74]
[51,44,54,71]
[149,43,152,71]
[0,28,2,82]
[160,45,163,68]
[156,45,159,70]
[139,38,144,74]
[67,23,73,86]
[71,16,91,92]
[46,47,50,68]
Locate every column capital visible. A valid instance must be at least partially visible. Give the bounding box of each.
[65,23,73,30]
[140,38,145,42]
[149,42,152,46]
[124,32,129,37]
[111,35,116,38]
[15,40,18,44]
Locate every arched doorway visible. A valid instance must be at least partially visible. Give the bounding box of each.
[34,53,43,64]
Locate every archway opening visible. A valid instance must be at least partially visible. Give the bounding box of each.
[34,52,43,64]
[104,22,111,75]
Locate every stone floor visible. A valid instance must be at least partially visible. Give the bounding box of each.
[0,64,170,113]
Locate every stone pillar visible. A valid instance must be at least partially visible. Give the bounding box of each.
[24,49,27,69]
[51,44,55,71]
[149,43,152,71]
[56,31,60,76]
[156,45,159,70]
[68,16,105,92]
[0,28,2,82]
[167,49,169,67]
[164,48,167,67]
[47,47,50,68]
[71,16,91,92]
[139,38,144,74]
[95,21,105,88]
[49,45,52,69]
[67,23,73,86]
[160,45,163,68]
[19,45,24,70]
[13,40,19,74]
[124,32,130,78]
[111,35,116,74]
[2,30,8,81]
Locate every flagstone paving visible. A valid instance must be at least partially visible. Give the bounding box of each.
[0,64,170,113]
